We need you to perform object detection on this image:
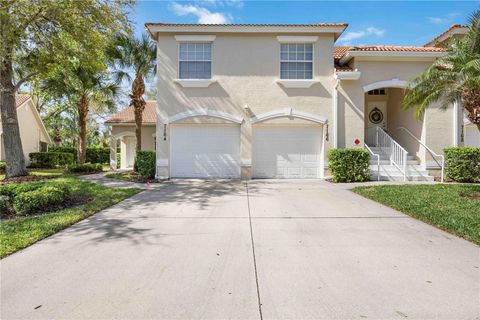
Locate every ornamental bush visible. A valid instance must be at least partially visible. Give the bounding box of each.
[328,148,371,183]
[86,147,110,164]
[29,152,74,168]
[135,151,156,179]
[48,146,110,163]
[444,147,480,183]
[0,161,6,173]
[13,186,70,215]
[67,163,104,174]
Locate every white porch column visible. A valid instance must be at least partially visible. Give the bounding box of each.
[110,138,117,170]
[453,99,462,147]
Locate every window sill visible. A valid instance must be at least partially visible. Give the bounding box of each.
[174,79,216,88]
[276,79,318,89]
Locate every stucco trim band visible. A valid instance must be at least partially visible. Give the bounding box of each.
[276,36,319,43]
[174,35,216,42]
[363,78,408,92]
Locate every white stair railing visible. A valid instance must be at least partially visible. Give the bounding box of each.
[365,143,380,181]
[397,126,444,183]
[368,126,408,181]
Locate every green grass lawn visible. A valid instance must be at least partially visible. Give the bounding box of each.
[0,177,141,258]
[353,184,480,245]
[105,171,157,183]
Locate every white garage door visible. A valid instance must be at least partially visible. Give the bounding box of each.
[465,125,480,147]
[171,124,241,178]
[253,126,323,179]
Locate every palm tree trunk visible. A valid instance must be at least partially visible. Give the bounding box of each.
[78,94,89,164]
[131,73,146,151]
[0,57,28,178]
[462,87,480,128]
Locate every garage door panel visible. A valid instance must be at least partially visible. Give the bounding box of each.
[171,125,241,178]
[253,126,323,179]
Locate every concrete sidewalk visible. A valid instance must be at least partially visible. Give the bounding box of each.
[1,180,479,319]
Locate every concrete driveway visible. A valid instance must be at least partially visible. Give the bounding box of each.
[1,180,479,319]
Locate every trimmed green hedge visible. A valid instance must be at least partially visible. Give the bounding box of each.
[0,182,70,215]
[444,147,480,183]
[328,148,371,183]
[0,161,5,173]
[29,152,74,168]
[48,147,110,164]
[13,186,69,215]
[67,163,104,174]
[135,151,156,179]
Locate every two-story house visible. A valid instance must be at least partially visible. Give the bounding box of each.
[107,23,476,180]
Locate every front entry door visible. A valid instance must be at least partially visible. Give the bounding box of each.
[367,101,387,131]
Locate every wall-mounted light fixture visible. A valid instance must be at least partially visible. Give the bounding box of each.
[163,124,167,141]
[325,124,329,141]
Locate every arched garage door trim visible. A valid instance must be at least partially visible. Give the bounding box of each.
[167,109,243,124]
[251,108,328,124]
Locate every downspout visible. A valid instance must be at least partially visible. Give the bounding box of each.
[333,79,340,148]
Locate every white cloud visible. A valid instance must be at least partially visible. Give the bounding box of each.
[427,13,459,25]
[199,0,244,8]
[170,2,232,24]
[338,27,385,45]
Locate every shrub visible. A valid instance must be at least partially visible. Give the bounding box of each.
[0,195,11,214]
[86,147,110,164]
[116,153,121,169]
[328,148,371,183]
[29,152,74,168]
[13,186,70,215]
[48,147,110,164]
[67,163,104,174]
[0,161,6,173]
[444,147,480,183]
[135,151,156,179]
[0,183,43,198]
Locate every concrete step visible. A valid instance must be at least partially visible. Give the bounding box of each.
[371,174,434,182]
[369,165,428,173]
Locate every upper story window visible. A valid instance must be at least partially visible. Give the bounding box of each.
[280,43,313,80]
[179,43,212,79]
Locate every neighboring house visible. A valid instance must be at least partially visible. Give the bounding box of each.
[0,94,52,165]
[105,101,156,169]
[107,23,477,180]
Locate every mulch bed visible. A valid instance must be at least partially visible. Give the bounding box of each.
[0,195,93,220]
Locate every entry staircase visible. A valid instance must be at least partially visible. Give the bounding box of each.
[365,127,442,182]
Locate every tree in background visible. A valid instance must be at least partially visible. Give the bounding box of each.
[403,10,480,128]
[108,33,156,151]
[0,0,131,177]
[41,66,118,163]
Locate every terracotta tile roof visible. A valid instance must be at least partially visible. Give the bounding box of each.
[333,46,352,60]
[146,22,348,27]
[425,24,468,47]
[15,94,31,108]
[106,101,156,124]
[333,45,446,60]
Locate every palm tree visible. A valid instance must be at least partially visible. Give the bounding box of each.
[42,67,118,163]
[108,33,156,151]
[403,10,480,128]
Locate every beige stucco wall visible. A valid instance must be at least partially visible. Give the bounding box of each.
[0,101,50,164]
[151,31,457,178]
[155,33,336,179]
[340,60,454,167]
[110,125,156,150]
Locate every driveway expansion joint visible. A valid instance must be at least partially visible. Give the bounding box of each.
[245,182,263,320]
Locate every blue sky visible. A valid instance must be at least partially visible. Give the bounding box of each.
[131,0,478,46]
